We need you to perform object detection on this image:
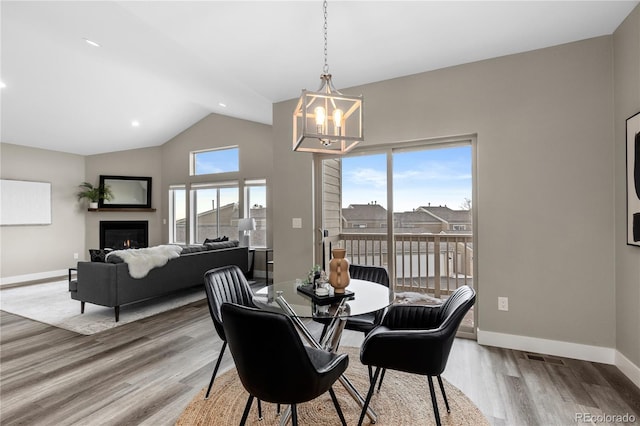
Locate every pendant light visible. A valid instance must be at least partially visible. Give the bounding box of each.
[293,0,364,154]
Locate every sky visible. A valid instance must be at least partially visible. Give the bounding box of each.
[341,145,472,212]
[173,144,472,224]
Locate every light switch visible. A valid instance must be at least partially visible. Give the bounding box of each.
[292,218,302,228]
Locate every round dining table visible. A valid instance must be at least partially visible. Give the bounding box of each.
[253,278,393,424]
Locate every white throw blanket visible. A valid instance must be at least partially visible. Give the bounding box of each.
[106,245,183,279]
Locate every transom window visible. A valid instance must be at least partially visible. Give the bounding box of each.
[191,146,239,176]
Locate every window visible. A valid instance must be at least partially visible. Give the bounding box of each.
[191,146,239,176]
[169,185,186,244]
[191,183,239,243]
[245,179,267,247]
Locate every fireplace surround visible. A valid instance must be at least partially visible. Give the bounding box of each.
[100,221,148,250]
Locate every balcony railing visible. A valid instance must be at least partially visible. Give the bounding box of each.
[339,232,473,298]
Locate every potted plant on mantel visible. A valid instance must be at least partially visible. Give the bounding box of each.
[76,181,114,210]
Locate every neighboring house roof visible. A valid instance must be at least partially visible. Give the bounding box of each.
[175,202,238,225]
[342,204,388,221]
[394,210,442,224]
[417,205,471,223]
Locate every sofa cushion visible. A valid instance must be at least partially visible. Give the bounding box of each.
[180,245,209,254]
[204,240,239,250]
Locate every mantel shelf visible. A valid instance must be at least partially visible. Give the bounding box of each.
[88,208,156,212]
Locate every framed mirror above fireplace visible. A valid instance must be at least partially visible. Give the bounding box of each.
[98,175,152,209]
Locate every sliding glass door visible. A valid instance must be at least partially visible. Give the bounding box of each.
[316,137,476,335]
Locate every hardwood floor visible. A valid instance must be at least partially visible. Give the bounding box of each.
[1,300,639,425]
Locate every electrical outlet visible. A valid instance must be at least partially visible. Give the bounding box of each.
[73,253,79,260]
[292,218,302,228]
[498,297,509,311]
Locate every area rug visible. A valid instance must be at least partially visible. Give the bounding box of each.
[177,347,488,426]
[0,280,205,335]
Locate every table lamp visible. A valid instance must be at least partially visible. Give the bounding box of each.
[238,218,256,247]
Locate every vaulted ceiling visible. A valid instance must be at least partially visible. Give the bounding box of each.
[1,1,637,155]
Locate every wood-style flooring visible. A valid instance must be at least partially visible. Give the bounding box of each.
[1,296,639,425]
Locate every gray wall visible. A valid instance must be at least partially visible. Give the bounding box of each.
[273,36,616,348]
[614,5,640,368]
[0,143,85,280]
[160,113,273,265]
[84,147,163,249]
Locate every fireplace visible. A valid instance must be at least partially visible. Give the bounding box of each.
[100,221,148,250]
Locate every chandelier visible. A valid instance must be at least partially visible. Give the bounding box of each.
[293,0,363,154]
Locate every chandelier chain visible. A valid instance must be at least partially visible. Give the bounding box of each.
[322,0,329,74]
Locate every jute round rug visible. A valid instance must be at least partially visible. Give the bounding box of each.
[177,347,488,425]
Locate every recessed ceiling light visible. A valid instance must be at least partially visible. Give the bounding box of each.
[84,38,101,48]
[218,102,227,108]
[131,120,140,127]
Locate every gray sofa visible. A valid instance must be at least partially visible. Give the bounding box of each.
[69,242,248,321]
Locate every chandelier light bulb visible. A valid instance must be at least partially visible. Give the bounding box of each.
[333,108,343,133]
[314,106,326,132]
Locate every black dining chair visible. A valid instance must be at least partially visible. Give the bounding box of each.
[356,285,476,426]
[318,264,390,341]
[221,302,349,426]
[203,265,267,418]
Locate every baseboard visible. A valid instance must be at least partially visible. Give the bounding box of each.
[616,350,640,389]
[477,329,616,364]
[477,329,640,390]
[0,269,68,288]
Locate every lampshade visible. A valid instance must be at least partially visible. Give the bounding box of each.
[238,217,256,232]
[292,0,363,155]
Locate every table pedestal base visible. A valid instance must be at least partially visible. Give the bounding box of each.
[275,295,377,424]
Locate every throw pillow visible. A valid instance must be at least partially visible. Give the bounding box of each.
[204,236,229,243]
[89,248,112,262]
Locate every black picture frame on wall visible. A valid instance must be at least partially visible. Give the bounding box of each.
[627,111,640,247]
[98,175,152,209]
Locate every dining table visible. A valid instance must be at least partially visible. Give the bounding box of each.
[253,278,394,424]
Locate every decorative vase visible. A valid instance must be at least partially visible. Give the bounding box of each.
[89,202,98,209]
[328,248,350,293]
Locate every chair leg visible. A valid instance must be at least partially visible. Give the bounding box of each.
[257,399,263,420]
[357,367,381,426]
[277,403,281,415]
[205,341,227,399]
[114,306,120,322]
[437,375,450,413]
[376,368,386,393]
[240,395,254,426]
[291,404,298,426]
[328,387,347,426]
[428,376,442,426]
[80,301,85,314]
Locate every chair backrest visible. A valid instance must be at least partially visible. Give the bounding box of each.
[203,265,255,341]
[437,285,476,329]
[349,264,390,287]
[221,303,340,404]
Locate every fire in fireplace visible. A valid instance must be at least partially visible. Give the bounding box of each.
[100,221,148,250]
